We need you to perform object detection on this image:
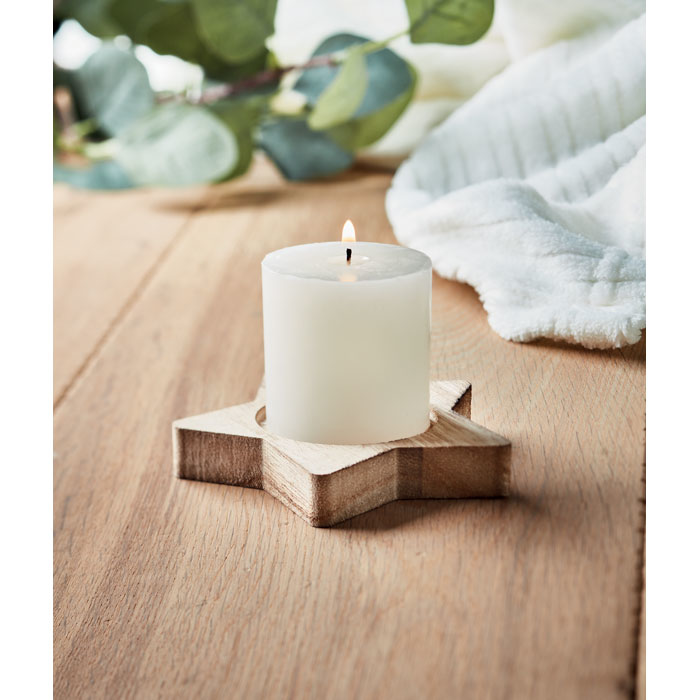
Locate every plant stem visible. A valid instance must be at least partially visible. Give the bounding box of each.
[193,54,338,105]
[356,28,410,54]
[179,29,410,105]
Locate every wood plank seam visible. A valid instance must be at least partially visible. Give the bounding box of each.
[630,440,646,700]
[54,197,208,411]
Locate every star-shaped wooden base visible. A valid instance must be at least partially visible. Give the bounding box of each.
[173,380,511,527]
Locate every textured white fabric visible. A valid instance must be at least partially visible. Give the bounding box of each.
[272,0,645,157]
[386,16,646,348]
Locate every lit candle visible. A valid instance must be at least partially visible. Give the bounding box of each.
[261,221,431,444]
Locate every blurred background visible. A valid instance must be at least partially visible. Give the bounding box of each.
[53,0,642,189]
[53,0,646,349]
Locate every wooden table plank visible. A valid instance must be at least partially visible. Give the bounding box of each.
[637,573,645,700]
[53,184,208,403]
[54,161,646,699]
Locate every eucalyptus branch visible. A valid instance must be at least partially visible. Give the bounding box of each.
[55,0,495,188]
[189,54,339,105]
[173,29,410,106]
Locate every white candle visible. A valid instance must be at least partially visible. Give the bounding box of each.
[261,221,431,445]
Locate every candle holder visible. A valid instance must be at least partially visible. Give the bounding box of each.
[172,379,511,527]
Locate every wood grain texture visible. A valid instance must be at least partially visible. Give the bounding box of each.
[53,184,208,403]
[637,573,645,700]
[174,380,510,526]
[54,159,646,699]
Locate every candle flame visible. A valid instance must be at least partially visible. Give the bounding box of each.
[341,219,356,242]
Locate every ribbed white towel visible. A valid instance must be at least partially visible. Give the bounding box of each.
[386,16,646,349]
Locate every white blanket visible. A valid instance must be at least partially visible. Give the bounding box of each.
[386,15,646,348]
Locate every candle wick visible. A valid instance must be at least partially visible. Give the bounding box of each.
[346,248,352,265]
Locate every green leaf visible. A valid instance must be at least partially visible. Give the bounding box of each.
[308,49,368,131]
[258,118,353,181]
[327,64,416,150]
[405,0,494,45]
[208,98,262,179]
[53,160,133,189]
[76,45,154,136]
[198,49,272,86]
[192,0,277,64]
[57,0,122,38]
[106,0,269,81]
[295,34,416,149]
[106,0,168,47]
[114,104,238,186]
[53,64,75,91]
[138,4,206,63]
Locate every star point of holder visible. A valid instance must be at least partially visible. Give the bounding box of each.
[173,380,510,527]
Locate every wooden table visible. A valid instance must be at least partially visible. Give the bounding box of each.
[54,160,646,699]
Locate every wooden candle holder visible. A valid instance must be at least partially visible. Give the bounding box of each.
[173,380,511,527]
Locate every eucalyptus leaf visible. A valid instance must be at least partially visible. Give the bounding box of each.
[106,0,161,45]
[405,0,494,45]
[208,99,262,179]
[295,34,415,149]
[308,49,368,131]
[54,160,133,189]
[76,45,154,136]
[198,49,273,87]
[327,64,416,150]
[53,65,76,91]
[192,0,277,63]
[57,0,122,38]
[138,2,206,64]
[115,104,238,186]
[107,0,269,81]
[258,118,353,181]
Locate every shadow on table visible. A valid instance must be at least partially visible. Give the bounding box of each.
[154,164,393,214]
[333,493,543,533]
[529,331,646,364]
[155,188,294,213]
[432,278,645,367]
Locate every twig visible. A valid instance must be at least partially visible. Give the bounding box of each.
[185,54,339,105]
[164,29,410,106]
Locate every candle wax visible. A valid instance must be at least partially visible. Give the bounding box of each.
[262,242,431,445]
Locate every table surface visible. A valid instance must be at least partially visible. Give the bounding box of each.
[54,160,646,700]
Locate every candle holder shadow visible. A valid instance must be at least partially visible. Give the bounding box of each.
[172,380,511,527]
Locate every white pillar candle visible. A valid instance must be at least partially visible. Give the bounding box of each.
[261,222,431,445]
